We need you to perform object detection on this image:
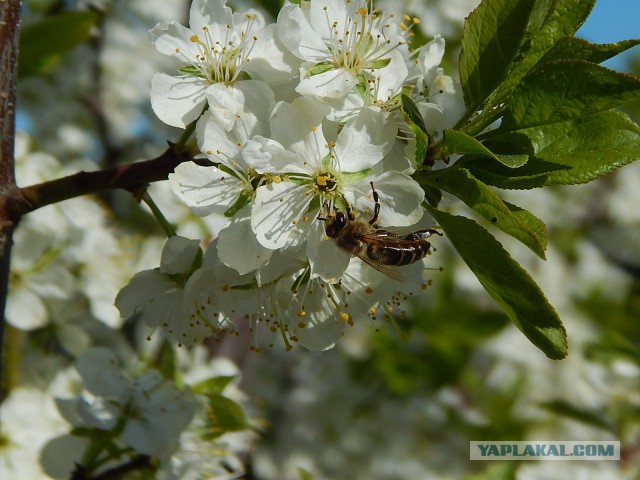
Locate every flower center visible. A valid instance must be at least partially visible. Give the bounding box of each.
[322,2,412,73]
[314,171,339,194]
[179,16,259,85]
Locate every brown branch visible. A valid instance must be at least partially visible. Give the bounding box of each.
[0,0,22,400]
[3,144,195,222]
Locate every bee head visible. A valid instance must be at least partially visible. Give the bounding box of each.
[324,210,347,238]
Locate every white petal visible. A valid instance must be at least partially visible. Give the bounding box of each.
[242,137,306,174]
[251,182,314,249]
[196,111,244,160]
[306,221,351,281]
[150,73,208,128]
[308,0,348,43]
[115,269,174,317]
[279,278,345,351]
[375,49,409,99]
[347,171,425,227]
[189,0,232,34]
[217,208,273,275]
[76,347,128,399]
[334,108,396,172]
[160,236,201,275]
[269,97,330,158]
[245,24,298,85]
[5,287,48,330]
[277,2,327,62]
[419,34,446,80]
[150,21,199,59]
[296,68,357,100]
[205,80,274,132]
[169,162,246,216]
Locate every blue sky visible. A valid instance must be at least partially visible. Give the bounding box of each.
[577,0,640,71]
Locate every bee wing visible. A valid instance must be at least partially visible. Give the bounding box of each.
[356,253,407,282]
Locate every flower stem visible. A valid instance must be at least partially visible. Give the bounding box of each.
[142,192,176,238]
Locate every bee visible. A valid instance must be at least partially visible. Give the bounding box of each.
[320,182,441,281]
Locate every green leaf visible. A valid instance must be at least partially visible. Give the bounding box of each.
[459,0,537,109]
[443,129,528,168]
[540,400,616,433]
[503,60,640,130]
[499,0,596,88]
[401,94,427,134]
[539,37,640,65]
[423,185,442,207]
[19,11,99,78]
[191,376,236,395]
[467,110,640,188]
[205,394,250,439]
[466,0,596,134]
[425,206,567,359]
[418,167,547,258]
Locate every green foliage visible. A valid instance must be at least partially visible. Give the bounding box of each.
[418,167,548,258]
[18,11,99,78]
[205,394,251,438]
[540,400,617,433]
[421,0,640,358]
[426,207,567,359]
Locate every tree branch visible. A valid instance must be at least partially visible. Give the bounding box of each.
[4,144,195,221]
[0,0,22,400]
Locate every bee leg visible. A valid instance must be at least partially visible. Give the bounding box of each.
[368,181,381,226]
[403,228,443,241]
[340,194,356,221]
[317,200,331,221]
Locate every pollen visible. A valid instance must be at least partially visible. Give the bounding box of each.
[297,310,306,317]
[340,312,350,322]
[190,35,199,42]
[222,284,230,292]
[273,175,282,183]
[365,287,374,294]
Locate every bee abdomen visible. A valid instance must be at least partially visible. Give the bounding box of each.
[366,242,432,266]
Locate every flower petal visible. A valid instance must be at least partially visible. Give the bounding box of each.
[277,2,327,62]
[244,24,298,85]
[270,97,330,156]
[242,137,307,174]
[251,182,314,249]
[217,208,273,275]
[160,236,202,275]
[150,21,199,59]
[150,73,208,128]
[169,162,246,216]
[296,68,357,100]
[115,269,174,317]
[347,171,425,227]
[334,108,396,172]
[306,221,351,281]
[205,80,274,132]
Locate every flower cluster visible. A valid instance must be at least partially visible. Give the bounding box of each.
[124,0,465,350]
